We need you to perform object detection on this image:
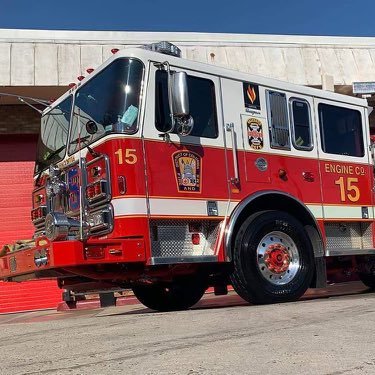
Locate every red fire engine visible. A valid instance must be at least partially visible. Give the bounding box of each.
[1,41,374,311]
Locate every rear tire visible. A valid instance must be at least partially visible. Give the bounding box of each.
[132,279,206,312]
[230,210,314,304]
[357,256,375,289]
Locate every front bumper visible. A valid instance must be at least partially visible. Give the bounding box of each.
[0,237,146,281]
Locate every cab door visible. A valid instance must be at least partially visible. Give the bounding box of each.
[314,99,373,252]
[220,79,323,220]
[141,62,232,261]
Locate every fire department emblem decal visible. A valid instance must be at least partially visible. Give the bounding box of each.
[247,117,264,150]
[243,82,261,111]
[173,151,201,193]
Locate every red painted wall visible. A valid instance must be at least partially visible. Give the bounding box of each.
[0,135,61,313]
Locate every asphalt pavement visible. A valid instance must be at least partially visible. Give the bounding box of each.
[1,282,375,375]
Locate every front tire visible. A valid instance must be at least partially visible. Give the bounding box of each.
[132,279,206,312]
[230,210,314,304]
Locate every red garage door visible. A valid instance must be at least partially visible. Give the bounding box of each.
[0,135,61,314]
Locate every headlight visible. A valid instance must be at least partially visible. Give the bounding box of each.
[45,212,69,241]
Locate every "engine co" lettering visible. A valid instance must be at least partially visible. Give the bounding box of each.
[324,163,365,176]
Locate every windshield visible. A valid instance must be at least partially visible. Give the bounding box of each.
[69,58,144,154]
[35,96,72,173]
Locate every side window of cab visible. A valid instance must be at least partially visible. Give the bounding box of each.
[266,90,290,150]
[318,103,364,157]
[289,98,313,150]
[267,90,313,152]
[155,70,218,138]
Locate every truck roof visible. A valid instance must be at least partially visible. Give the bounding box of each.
[44,44,369,115]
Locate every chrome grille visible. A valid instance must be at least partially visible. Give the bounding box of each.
[33,155,112,240]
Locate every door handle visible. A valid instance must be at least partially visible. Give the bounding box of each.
[225,122,239,185]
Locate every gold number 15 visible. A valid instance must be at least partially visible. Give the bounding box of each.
[115,149,138,165]
[334,177,360,202]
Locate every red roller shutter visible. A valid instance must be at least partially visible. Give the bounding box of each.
[0,135,61,313]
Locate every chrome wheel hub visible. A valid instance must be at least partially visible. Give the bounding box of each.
[256,231,300,285]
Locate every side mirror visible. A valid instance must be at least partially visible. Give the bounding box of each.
[85,120,98,135]
[166,71,194,136]
[171,72,189,116]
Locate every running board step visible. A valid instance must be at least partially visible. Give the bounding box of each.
[326,248,375,257]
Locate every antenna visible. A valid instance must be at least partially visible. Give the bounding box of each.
[0,92,50,114]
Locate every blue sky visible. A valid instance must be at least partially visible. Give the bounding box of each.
[0,0,374,36]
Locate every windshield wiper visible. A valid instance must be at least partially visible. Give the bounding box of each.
[43,144,66,162]
[69,135,91,145]
[69,136,101,158]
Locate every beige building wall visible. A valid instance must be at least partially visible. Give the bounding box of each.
[1,30,375,86]
[0,29,375,127]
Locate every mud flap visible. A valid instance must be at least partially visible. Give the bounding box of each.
[305,225,327,288]
[313,257,327,288]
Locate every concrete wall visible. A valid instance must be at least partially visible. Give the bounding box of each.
[1,29,375,87]
[1,29,375,132]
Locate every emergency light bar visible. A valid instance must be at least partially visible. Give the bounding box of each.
[143,41,181,58]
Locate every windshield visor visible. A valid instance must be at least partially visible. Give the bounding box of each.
[69,58,144,154]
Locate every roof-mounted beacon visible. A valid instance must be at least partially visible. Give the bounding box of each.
[143,41,181,58]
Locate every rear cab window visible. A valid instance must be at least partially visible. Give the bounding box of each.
[318,103,364,157]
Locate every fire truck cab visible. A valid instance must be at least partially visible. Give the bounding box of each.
[1,42,374,311]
